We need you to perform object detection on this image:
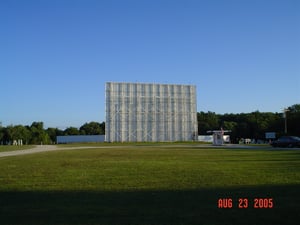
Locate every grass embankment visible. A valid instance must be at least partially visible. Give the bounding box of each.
[56,141,203,147]
[0,145,299,225]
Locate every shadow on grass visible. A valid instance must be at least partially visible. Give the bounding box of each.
[0,185,299,225]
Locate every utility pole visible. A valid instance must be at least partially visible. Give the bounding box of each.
[283,108,289,134]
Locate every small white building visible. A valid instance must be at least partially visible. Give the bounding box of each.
[198,135,230,145]
[205,129,231,145]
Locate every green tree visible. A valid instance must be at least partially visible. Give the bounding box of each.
[222,121,237,139]
[30,122,50,144]
[64,127,80,135]
[79,122,104,135]
[0,126,8,144]
[13,125,31,144]
[46,127,63,143]
[0,127,4,144]
[100,122,105,134]
[197,111,220,134]
[287,104,300,135]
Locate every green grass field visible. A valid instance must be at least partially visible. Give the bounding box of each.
[0,144,299,225]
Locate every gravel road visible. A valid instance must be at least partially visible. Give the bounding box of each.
[0,145,101,158]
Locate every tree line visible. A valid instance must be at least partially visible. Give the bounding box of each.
[1,104,299,145]
[198,104,300,142]
[0,122,105,145]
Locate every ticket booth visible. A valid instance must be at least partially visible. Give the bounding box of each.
[207,129,231,146]
[213,131,224,146]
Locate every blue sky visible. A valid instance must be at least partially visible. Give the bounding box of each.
[1,0,299,128]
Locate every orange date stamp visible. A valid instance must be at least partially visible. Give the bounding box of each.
[218,198,274,209]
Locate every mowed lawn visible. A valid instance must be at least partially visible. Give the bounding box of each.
[0,144,299,225]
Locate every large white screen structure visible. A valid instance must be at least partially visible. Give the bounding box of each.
[105,82,198,142]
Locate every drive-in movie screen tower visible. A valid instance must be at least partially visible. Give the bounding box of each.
[105,82,198,142]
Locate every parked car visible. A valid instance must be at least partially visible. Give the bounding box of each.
[270,136,300,148]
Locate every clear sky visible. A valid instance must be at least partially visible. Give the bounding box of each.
[1,0,299,129]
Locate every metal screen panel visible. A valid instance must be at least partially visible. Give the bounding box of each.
[105,82,197,142]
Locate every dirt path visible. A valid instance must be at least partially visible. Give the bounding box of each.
[0,145,103,158]
[0,145,59,158]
